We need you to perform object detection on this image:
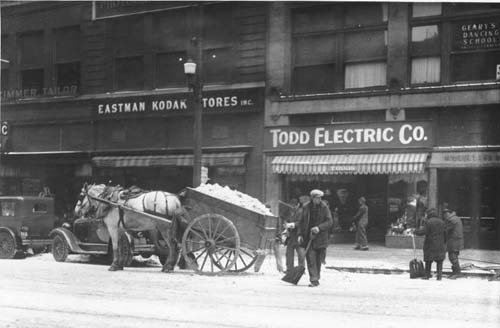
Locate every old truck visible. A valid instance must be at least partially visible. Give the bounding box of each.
[0,196,57,259]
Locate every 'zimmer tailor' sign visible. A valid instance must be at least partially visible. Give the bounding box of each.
[264,121,433,150]
[94,87,263,117]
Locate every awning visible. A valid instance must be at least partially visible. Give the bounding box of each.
[92,152,247,167]
[272,153,428,175]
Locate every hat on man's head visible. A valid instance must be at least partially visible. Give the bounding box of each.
[443,207,454,214]
[310,189,324,198]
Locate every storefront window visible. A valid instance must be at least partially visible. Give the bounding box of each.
[291,3,387,94]
[21,68,43,94]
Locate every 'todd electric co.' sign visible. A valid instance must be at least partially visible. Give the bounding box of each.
[264,121,433,150]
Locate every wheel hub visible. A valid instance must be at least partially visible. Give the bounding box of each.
[204,239,217,252]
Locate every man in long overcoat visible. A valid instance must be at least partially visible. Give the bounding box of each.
[297,189,333,287]
[352,196,369,250]
[443,207,464,279]
[414,208,446,280]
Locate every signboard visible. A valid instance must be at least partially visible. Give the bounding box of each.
[454,20,500,50]
[430,151,500,168]
[1,85,78,101]
[94,87,264,118]
[1,122,8,136]
[264,121,433,150]
[92,1,191,20]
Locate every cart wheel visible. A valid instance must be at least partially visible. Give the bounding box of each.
[52,235,69,262]
[182,214,240,275]
[0,231,17,259]
[219,246,258,273]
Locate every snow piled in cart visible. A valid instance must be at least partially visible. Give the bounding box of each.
[194,183,274,216]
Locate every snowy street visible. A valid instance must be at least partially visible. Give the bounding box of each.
[1,253,499,328]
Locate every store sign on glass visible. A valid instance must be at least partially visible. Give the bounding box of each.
[454,20,500,50]
[265,121,433,150]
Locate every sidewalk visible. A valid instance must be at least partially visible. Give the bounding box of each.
[319,244,500,280]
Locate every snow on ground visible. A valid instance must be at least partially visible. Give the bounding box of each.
[1,252,499,328]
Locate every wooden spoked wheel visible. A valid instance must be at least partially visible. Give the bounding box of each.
[220,246,258,273]
[181,214,240,275]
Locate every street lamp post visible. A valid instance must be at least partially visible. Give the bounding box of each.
[184,5,203,187]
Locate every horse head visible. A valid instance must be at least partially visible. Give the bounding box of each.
[74,183,107,218]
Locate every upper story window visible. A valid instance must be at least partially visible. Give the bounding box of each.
[291,3,388,94]
[154,8,189,88]
[412,3,442,18]
[54,26,81,91]
[19,31,44,94]
[202,3,234,84]
[410,24,441,84]
[111,16,145,91]
[450,16,500,82]
[1,34,9,90]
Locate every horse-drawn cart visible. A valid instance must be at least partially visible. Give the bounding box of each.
[181,187,278,275]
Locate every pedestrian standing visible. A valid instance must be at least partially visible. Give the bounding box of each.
[352,196,369,251]
[297,189,333,287]
[283,199,306,274]
[414,208,446,280]
[443,207,464,279]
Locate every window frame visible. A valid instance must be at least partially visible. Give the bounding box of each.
[408,23,442,86]
[290,3,389,94]
[53,25,81,92]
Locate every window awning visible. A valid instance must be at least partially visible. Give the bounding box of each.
[93,152,247,168]
[272,153,428,175]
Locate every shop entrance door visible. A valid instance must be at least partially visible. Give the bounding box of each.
[438,169,500,250]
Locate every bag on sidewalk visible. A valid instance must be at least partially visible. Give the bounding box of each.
[409,233,425,279]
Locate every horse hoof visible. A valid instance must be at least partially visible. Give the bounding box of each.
[108,265,123,271]
[161,267,173,273]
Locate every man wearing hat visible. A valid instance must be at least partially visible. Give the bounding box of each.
[352,196,369,250]
[297,189,333,287]
[443,207,464,279]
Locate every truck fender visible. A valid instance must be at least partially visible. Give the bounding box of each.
[0,227,19,250]
[49,227,84,253]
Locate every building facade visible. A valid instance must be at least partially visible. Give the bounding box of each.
[0,1,267,218]
[2,1,500,250]
[264,2,500,249]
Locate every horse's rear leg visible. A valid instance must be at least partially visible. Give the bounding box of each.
[107,226,124,271]
[157,227,177,273]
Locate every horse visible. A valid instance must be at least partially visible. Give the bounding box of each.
[74,183,184,272]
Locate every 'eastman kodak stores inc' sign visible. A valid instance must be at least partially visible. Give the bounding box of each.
[454,20,500,50]
[264,121,433,150]
[95,87,264,117]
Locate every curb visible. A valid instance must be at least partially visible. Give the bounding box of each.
[325,266,497,280]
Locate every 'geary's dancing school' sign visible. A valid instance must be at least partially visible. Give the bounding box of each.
[264,121,433,150]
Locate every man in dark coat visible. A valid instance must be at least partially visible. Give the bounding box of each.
[414,208,446,280]
[297,189,333,287]
[352,196,369,250]
[443,207,464,279]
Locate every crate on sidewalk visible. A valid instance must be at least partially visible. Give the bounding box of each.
[385,234,424,249]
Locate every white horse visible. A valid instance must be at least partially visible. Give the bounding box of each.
[74,183,183,272]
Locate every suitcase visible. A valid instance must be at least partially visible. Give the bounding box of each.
[409,233,425,279]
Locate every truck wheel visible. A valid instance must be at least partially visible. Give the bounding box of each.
[0,231,17,259]
[52,235,69,262]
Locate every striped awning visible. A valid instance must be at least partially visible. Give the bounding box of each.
[93,152,247,167]
[272,153,428,175]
